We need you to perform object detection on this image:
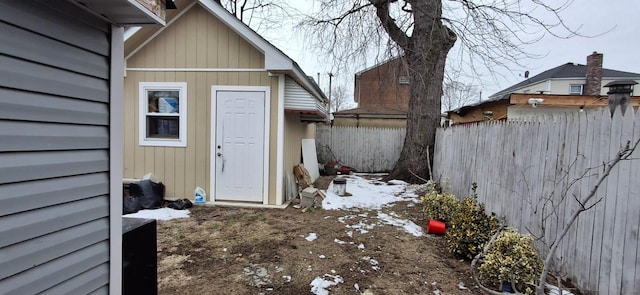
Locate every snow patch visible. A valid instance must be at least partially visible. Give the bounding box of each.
[123,208,190,221]
[546,284,576,295]
[376,212,424,237]
[305,233,317,242]
[322,176,407,210]
[310,274,344,295]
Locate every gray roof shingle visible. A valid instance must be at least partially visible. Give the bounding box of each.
[490,62,640,98]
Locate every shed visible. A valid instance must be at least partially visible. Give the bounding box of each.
[0,0,164,293]
[124,0,328,207]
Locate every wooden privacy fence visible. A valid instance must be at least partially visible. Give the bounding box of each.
[433,109,640,295]
[316,125,405,172]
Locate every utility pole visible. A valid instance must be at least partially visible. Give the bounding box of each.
[328,72,334,113]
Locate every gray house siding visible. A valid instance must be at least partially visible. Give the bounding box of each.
[0,1,113,294]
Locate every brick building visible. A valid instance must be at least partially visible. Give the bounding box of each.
[333,57,411,128]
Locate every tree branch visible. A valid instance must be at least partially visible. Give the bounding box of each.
[536,139,640,294]
[369,0,410,48]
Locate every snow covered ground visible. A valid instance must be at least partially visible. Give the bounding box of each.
[309,174,423,294]
[125,174,423,295]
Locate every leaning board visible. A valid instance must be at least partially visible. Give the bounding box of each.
[301,139,320,182]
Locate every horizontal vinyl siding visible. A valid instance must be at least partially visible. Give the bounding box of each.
[40,264,110,295]
[0,88,109,125]
[0,242,110,295]
[0,173,109,217]
[88,285,110,295]
[0,1,111,294]
[284,76,325,114]
[0,55,109,102]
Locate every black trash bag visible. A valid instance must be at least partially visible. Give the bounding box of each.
[165,199,193,210]
[129,179,164,209]
[123,196,140,214]
[152,181,165,201]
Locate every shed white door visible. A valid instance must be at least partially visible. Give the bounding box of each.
[214,90,266,202]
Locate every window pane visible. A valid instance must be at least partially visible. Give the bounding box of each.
[148,90,180,113]
[570,85,582,94]
[147,116,179,138]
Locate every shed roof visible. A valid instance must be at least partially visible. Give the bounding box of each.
[125,0,327,106]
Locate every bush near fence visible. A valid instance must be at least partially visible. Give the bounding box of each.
[433,109,640,294]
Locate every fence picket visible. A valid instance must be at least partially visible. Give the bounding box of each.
[316,125,405,172]
[621,110,640,294]
[434,109,640,293]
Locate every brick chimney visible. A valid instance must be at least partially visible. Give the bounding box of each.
[585,51,603,95]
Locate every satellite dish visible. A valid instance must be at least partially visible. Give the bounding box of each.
[524,70,530,78]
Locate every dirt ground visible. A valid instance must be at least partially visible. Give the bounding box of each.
[156,176,481,294]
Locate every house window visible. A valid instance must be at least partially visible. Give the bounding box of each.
[569,84,583,95]
[398,76,409,84]
[139,82,187,147]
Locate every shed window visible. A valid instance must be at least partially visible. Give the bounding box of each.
[139,82,187,147]
[569,84,583,95]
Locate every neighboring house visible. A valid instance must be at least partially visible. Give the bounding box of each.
[447,52,640,125]
[124,0,328,208]
[0,1,164,294]
[489,52,640,100]
[333,57,410,128]
[448,93,640,125]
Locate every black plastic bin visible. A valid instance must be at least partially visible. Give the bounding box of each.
[122,217,157,295]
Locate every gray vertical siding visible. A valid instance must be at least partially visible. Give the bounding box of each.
[0,1,112,294]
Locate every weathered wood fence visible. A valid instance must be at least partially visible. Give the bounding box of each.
[316,125,405,172]
[433,109,640,295]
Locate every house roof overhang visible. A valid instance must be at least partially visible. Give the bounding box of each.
[72,0,166,26]
[448,93,640,118]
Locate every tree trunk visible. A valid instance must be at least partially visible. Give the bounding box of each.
[384,0,456,182]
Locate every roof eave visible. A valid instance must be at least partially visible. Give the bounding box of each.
[198,0,327,105]
[76,0,167,26]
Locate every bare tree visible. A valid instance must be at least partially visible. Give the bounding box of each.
[300,0,581,182]
[216,0,298,33]
[441,80,479,112]
[330,84,353,113]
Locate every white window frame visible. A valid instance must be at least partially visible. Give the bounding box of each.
[138,82,187,147]
[569,84,583,95]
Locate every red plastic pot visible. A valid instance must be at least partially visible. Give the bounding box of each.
[426,219,446,235]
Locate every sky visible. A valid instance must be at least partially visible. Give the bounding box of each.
[257,0,640,103]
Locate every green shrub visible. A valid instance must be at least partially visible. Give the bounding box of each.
[445,197,500,260]
[421,191,461,223]
[478,228,543,294]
